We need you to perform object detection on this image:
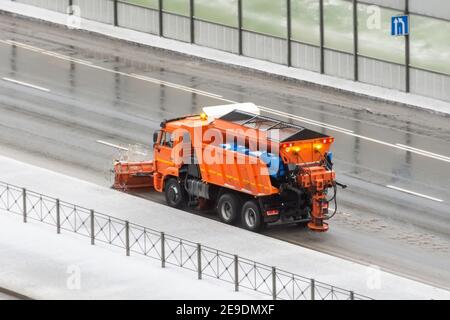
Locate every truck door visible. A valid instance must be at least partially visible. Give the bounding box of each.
[155,130,176,175]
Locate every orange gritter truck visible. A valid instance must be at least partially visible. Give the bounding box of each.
[113,104,341,232]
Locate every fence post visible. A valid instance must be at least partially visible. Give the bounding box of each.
[68,0,73,15]
[113,0,118,27]
[22,188,27,223]
[350,290,354,300]
[237,0,243,55]
[197,243,202,280]
[234,255,239,292]
[56,199,61,234]
[125,221,130,256]
[405,0,410,93]
[189,0,194,44]
[352,0,358,81]
[319,0,324,74]
[311,279,315,300]
[272,267,277,300]
[90,209,95,245]
[161,232,165,268]
[286,0,292,67]
[158,0,163,37]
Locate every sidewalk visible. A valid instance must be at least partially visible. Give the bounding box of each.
[1,154,450,299]
[0,1,449,116]
[0,212,262,300]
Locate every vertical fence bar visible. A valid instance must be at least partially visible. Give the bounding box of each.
[113,0,118,27]
[405,0,410,92]
[237,0,243,55]
[68,0,73,15]
[272,267,277,300]
[311,279,315,300]
[180,239,184,267]
[286,0,292,67]
[189,0,195,44]
[161,232,165,268]
[56,199,61,234]
[125,221,130,256]
[234,255,239,292]
[90,209,95,245]
[159,0,163,37]
[319,0,324,74]
[197,243,202,280]
[22,188,27,223]
[353,0,358,81]
[350,290,354,300]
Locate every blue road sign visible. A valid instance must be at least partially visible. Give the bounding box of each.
[391,15,409,36]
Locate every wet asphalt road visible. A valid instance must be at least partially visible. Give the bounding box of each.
[0,14,449,289]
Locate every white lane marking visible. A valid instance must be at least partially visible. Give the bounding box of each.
[396,144,450,162]
[343,134,450,163]
[3,39,450,164]
[1,39,224,100]
[2,77,50,92]
[386,185,444,203]
[96,140,129,151]
[259,106,354,134]
[129,73,223,99]
[259,107,450,163]
[0,39,93,65]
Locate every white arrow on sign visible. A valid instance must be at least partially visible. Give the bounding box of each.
[393,18,398,35]
[398,17,405,35]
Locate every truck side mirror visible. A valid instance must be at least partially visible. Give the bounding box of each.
[153,131,160,144]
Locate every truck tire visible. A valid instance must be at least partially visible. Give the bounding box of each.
[217,193,240,225]
[165,178,186,209]
[241,200,263,232]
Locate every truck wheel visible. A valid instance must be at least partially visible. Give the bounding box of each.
[217,193,240,225]
[241,200,263,232]
[165,178,185,209]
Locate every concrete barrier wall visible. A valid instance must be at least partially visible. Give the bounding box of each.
[16,0,68,13]
[291,42,321,73]
[242,31,287,65]
[73,0,114,24]
[411,68,450,102]
[117,2,159,35]
[324,49,354,80]
[194,20,239,54]
[162,12,190,43]
[358,56,406,91]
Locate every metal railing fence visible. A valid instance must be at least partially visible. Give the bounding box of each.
[0,180,373,300]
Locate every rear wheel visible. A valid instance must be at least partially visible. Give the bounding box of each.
[217,193,240,225]
[164,178,186,209]
[241,200,263,232]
